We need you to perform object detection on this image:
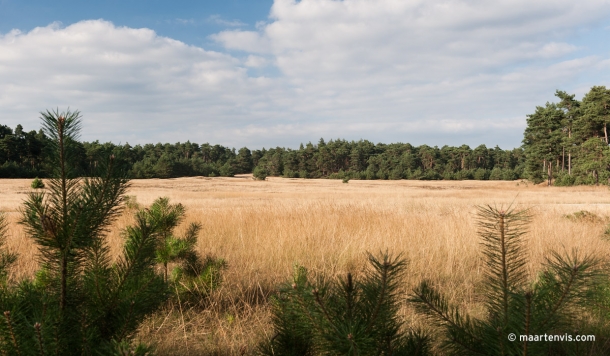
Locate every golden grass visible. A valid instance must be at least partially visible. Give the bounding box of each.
[2,176,610,354]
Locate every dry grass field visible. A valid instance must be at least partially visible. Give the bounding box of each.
[2,176,610,354]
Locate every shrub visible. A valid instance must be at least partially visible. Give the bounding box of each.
[143,197,227,304]
[410,205,603,355]
[30,177,44,189]
[219,162,235,177]
[554,172,577,186]
[564,210,603,223]
[0,110,171,355]
[489,167,503,180]
[253,166,268,180]
[258,252,431,355]
[473,168,489,180]
[501,168,518,181]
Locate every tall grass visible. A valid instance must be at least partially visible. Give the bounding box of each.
[1,177,610,354]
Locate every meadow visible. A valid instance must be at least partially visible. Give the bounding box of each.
[1,176,610,354]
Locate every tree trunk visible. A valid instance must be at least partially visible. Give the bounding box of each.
[568,127,572,176]
[547,162,552,186]
[595,170,599,185]
[542,159,546,174]
[562,147,565,172]
[605,124,608,145]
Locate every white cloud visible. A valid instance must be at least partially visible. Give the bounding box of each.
[205,15,247,27]
[210,30,271,54]
[175,18,195,25]
[1,0,610,149]
[0,20,288,145]
[209,0,610,146]
[244,55,269,68]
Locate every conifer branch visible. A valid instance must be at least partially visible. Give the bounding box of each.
[3,312,20,356]
[364,256,389,334]
[34,322,44,356]
[410,281,485,355]
[523,292,531,356]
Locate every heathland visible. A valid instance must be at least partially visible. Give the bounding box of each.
[1,176,609,354]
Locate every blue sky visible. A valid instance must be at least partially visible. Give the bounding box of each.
[0,0,272,49]
[1,0,609,149]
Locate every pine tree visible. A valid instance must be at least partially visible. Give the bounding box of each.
[259,252,430,355]
[0,213,17,285]
[409,205,602,355]
[0,109,170,355]
[144,197,226,304]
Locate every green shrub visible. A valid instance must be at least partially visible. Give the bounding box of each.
[564,210,603,223]
[143,197,227,304]
[473,168,489,180]
[410,205,604,355]
[253,166,268,180]
[489,167,503,180]
[258,252,431,355]
[0,110,170,355]
[554,173,577,186]
[30,177,44,189]
[501,168,518,181]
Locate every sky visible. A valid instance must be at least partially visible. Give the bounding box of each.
[1,0,609,149]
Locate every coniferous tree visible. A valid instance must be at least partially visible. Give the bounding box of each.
[259,253,430,355]
[556,90,580,176]
[0,109,171,355]
[409,205,603,355]
[143,197,226,304]
[0,213,17,285]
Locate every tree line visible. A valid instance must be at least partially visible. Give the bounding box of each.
[0,127,525,181]
[1,85,608,184]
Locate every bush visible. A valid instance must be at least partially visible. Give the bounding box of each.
[455,169,474,180]
[489,167,503,180]
[30,177,44,189]
[258,253,431,355]
[563,210,603,223]
[219,162,235,177]
[502,168,518,180]
[473,168,489,180]
[253,166,268,180]
[554,172,577,186]
[419,170,440,180]
[410,205,604,355]
[0,110,170,354]
[143,197,227,305]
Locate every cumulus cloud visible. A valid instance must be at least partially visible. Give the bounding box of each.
[244,55,269,68]
[0,20,290,145]
[1,0,610,148]
[210,0,610,146]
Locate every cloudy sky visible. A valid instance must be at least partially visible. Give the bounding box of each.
[1,0,609,149]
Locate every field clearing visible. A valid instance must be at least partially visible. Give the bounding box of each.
[2,176,610,354]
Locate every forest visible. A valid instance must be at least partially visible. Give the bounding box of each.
[1,85,608,185]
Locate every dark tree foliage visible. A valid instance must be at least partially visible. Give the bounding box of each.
[253,140,524,181]
[524,86,610,185]
[1,125,524,181]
